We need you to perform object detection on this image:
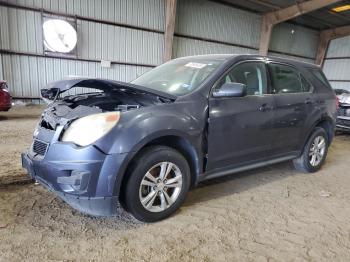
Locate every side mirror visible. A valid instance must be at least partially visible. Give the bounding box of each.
[212,82,246,98]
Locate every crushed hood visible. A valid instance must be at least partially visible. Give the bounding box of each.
[41,78,177,100]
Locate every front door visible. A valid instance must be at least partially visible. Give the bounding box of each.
[206,61,276,172]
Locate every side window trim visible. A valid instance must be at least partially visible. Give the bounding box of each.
[211,60,269,97]
[267,61,313,95]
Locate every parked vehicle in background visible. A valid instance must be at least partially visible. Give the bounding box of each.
[0,81,12,111]
[334,88,350,96]
[336,91,350,132]
[22,55,337,222]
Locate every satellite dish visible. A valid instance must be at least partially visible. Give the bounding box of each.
[43,19,77,53]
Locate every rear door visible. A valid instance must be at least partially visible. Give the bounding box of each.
[267,62,314,154]
[206,61,276,172]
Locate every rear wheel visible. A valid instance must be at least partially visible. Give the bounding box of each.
[123,146,190,222]
[293,127,329,173]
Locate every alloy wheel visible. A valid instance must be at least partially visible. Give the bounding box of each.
[309,136,326,167]
[139,162,183,213]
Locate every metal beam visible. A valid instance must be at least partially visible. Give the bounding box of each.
[259,0,342,55]
[316,25,350,66]
[163,0,177,62]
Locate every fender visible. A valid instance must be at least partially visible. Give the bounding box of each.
[300,115,335,154]
[111,130,203,196]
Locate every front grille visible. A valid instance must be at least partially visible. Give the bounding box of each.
[33,140,49,156]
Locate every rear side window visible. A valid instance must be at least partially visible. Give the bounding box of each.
[308,68,332,89]
[268,63,310,94]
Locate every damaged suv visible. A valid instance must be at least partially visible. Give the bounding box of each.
[22,55,337,222]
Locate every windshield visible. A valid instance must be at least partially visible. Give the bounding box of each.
[131,57,225,96]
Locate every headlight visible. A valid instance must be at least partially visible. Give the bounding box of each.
[61,112,120,146]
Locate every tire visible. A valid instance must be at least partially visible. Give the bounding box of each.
[122,146,190,222]
[293,127,329,173]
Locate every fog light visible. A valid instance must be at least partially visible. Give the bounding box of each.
[57,170,90,192]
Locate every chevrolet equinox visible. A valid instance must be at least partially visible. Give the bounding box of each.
[22,55,337,222]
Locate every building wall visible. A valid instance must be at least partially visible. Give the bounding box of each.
[0,0,164,98]
[0,0,319,99]
[173,0,318,64]
[323,36,350,91]
[268,23,319,61]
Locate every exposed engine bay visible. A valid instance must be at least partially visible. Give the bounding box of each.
[39,78,175,130]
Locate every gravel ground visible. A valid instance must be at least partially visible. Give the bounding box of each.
[1,106,350,261]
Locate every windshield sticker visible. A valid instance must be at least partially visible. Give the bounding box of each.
[184,62,207,69]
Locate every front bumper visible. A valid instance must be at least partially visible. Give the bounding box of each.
[21,142,128,216]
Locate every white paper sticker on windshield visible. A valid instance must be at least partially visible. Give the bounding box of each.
[184,62,207,69]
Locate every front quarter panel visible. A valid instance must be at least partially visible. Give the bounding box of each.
[94,99,207,156]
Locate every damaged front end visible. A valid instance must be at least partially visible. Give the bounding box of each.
[337,94,350,131]
[22,78,175,216]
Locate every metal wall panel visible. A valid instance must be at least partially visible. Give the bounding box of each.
[328,81,350,91]
[0,6,164,65]
[175,0,261,49]
[0,7,43,53]
[78,20,164,65]
[0,54,3,80]
[2,54,151,98]
[0,6,10,50]
[269,23,319,58]
[173,37,257,58]
[323,37,350,89]
[326,36,350,58]
[323,59,350,81]
[8,0,165,31]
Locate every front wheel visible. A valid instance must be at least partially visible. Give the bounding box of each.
[123,146,190,222]
[293,127,329,173]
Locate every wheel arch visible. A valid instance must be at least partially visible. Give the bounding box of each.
[315,117,335,143]
[115,134,203,201]
[302,116,335,152]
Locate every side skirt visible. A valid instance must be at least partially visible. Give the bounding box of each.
[199,154,298,182]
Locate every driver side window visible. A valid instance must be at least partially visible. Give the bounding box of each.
[216,62,268,95]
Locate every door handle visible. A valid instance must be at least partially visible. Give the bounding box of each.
[258,104,273,112]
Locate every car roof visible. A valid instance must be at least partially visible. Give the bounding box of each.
[175,54,319,69]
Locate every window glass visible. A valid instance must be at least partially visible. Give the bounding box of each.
[300,75,312,92]
[269,63,304,94]
[216,62,268,95]
[308,68,332,89]
[132,57,224,96]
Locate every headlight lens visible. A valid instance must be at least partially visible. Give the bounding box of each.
[61,112,120,146]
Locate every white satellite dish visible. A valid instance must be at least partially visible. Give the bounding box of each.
[43,19,77,53]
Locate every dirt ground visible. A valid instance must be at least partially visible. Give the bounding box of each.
[1,106,350,261]
[0,105,44,184]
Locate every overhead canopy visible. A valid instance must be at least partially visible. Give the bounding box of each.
[211,0,350,30]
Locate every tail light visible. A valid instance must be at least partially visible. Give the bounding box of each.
[335,96,340,110]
